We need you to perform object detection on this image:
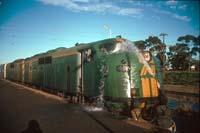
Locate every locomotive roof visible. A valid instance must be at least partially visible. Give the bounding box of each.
[9,37,125,63]
[46,47,67,54]
[67,38,117,51]
[31,38,117,57]
[13,58,24,63]
[23,38,118,60]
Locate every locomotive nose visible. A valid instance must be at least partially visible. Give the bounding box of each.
[120,52,159,98]
[102,37,160,99]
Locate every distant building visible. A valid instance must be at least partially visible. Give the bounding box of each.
[190,65,196,71]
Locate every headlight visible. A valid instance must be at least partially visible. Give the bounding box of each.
[142,51,151,62]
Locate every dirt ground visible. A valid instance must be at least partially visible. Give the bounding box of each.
[0,79,155,133]
[1,79,198,133]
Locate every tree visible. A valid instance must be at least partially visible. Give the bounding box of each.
[134,40,146,51]
[167,44,190,70]
[167,35,199,71]
[145,36,162,53]
[145,36,166,67]
[177,35,200,57]
[134,36,165,66]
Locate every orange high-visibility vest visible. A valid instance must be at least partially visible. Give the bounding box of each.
[140,60,158,97]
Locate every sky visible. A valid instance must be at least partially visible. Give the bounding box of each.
[0,0,199,64]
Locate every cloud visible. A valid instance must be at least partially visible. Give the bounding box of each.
[153,9,190,22]
[126,0,153,8]
[165,0,179,10]
[166,1,187,10]
[178,4,187,10]
[170,6,176,9]
[151,15,160,20]
[39,0,190,21]
[173,14,190,21]
[118,8,141,16]
[166,0,178,5]
[39,0,142,16]
[72,0,89,3]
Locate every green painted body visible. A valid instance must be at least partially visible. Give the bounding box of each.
[49,54,81,94]
[6,59,24,82]
[103,53,131,98]
[23,49,81,94]
[82,38,163,100]
[5,38,163,108]
[6,63,14,80]
[24,59,31,84]
[83,59,100,97]
[103,53,139,98]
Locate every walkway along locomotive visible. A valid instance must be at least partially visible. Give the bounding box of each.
[1,36,175,130]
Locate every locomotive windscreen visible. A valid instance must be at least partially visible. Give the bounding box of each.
[99,40,117,54]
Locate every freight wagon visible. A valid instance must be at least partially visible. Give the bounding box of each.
[6,59,24,82]
[3,36,175,130]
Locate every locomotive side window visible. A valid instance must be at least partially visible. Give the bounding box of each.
[38,56,52,64]
[45,56,52,64]
[10,63,14,68]
[39,58,44,64]
[84,48,93,63]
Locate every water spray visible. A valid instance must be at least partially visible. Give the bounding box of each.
[113,39,155,77]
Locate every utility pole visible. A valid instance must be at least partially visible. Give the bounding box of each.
[159,33,168,78]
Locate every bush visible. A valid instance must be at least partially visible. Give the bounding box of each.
[164,71,199,86]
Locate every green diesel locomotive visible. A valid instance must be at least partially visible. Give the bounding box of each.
[4,36,174,128]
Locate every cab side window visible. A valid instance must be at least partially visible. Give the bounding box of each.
[84,48,94,63]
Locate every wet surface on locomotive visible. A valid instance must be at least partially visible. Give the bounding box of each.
[93,38,162,109]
